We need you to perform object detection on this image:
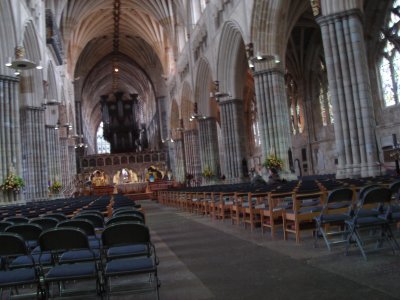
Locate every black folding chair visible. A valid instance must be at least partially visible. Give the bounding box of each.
[5,223,43,250]
[112,209,145,222]
[105,215,144,226]
[29,217,59,231]
[314,188,354,251]
[74,213,104,230]
[4,216,29,224]
[57,219,101,250]
[101,222,159,299]
[0,233,44,299]
[345,187,399,260]
[43,213,67,222]
[0,221,13,232]
[39,227,103,298]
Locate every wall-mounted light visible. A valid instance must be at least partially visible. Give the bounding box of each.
[189,102,207,122]
[210,80,231,102]
[42,99,61,109]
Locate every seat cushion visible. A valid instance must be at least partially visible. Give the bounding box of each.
[45,262,97,281]
[317,214,350,223]
[328,202,350,209]
[59,249,100,263]
[105,257,154,276]
[107,244,148,259]
[10,253,52,268]
[0,268,37,286]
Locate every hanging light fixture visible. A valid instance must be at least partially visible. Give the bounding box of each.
[5,46,42,71]
[111,0,121,91]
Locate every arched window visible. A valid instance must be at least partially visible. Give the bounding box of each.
[318,60,334,126]
[96,122,110,154]
[286,75,304,134]
[379,0,400,107]
[250,98,261,147]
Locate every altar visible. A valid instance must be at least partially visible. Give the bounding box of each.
[116,182,148,194]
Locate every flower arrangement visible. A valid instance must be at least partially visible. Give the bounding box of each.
[1,173,25,193]
[49,181,62,194]
[202,166,214,178]
[263,154,284,170]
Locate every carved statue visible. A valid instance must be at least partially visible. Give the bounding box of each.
[310,0,321,17]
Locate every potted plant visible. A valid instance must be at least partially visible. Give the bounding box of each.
[263,154,284,171]
[1,173,25,194]
[202,166,215,184]
[49,181,62,194]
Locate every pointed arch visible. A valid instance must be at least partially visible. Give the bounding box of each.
[0,0,17,73]
[216,21,247,99]
[180,81,195,130]
[194,57,213,115]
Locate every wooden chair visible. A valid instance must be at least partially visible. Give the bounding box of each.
[231,192,245,225]
[260,191,293,238]
[242,192,263,231]
[215,192,234,221]
[283,190,327,243]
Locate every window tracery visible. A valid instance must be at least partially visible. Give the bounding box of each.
[97,122,110,154]
[379,0,400,107]
[318,60,334,126]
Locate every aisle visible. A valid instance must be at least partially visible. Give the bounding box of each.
[143,201,399,300]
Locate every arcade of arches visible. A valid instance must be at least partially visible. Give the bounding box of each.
[0,0,399,203]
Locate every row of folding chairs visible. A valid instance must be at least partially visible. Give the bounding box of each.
[0,219,159,299]
[314,181,400,259]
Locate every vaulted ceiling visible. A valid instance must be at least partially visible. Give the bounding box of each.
[57,0,187,134]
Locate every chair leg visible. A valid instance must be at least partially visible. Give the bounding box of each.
[295,222,300,244]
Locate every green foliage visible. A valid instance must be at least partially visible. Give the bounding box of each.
[202,166,214,178]
[263,154,284,170]
[49,181,62,194]
[1,173,25,193]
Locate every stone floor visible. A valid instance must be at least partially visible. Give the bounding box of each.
[32,200,400,300]
[115,200,400,300]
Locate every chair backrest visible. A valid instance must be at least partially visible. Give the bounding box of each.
[44,213,67,222]
[57,219,96,236]
[327,188,354,204]
[106,215,144,226]
[39,227,89,252]
[0,221,13,232]
[112,206,138,214]
[74,213,104,228]
[76,210,104,219]
[360,187,392,206]
[5,216,29,224]
[358,184,382,201]
[5,223,43,241]
[0,233,29,256]
[389,180,400,200]
[102,222,150,247]
[113,209,145,220]
[29,217,59,230]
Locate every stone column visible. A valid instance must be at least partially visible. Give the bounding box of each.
[253,67,292,176]
[60,137,69,191]
[156,96,168,141]
[46,125,61,184]
[21,106,48,201]
[218,98,246,182]
[0,76,23,203]
[317,9,379,178]
[198,117,220,177]
[183,129,201,183]
[174,138,185,183]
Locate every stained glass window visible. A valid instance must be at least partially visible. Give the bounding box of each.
[96,122,110,154]
[318,60,334,125]
[379,0,400,107]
